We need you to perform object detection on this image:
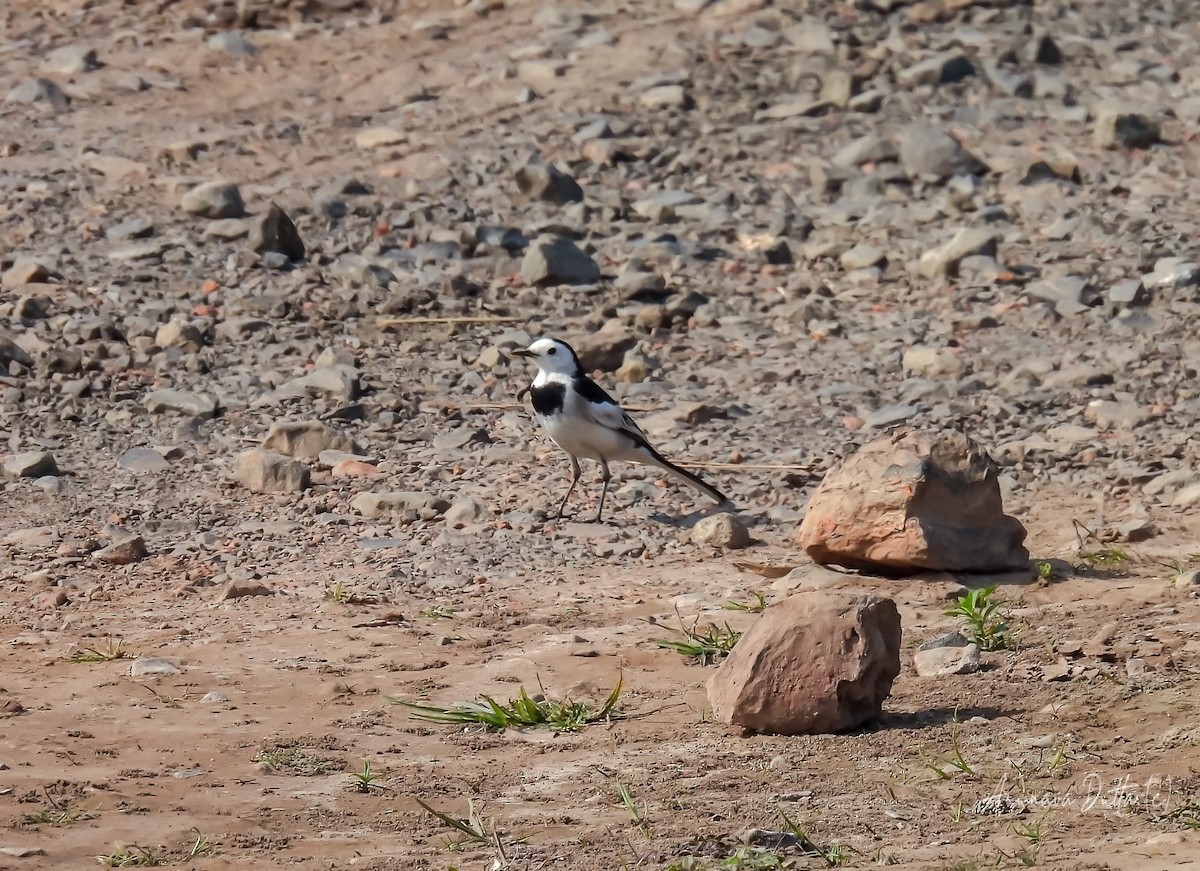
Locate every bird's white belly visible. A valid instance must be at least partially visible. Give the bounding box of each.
[537,412,638,462]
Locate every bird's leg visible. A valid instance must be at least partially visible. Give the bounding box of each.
[593,458,611,523]
[555,455,582,519]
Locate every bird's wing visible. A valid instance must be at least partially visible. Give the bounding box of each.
[574,376,651,444]
[584,397,648,440]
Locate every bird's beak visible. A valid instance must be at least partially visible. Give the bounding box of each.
[510,348,534,358]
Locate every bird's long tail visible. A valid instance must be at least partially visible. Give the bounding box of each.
[644,448,729,506]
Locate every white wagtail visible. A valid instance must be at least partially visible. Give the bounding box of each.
[511,337,729,522]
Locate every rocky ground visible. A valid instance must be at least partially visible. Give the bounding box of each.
[3,0,1200,868]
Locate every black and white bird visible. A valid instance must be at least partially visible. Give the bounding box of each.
[511,337,729,522]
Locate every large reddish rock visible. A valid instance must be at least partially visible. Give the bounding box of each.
[798,429,1029,574]
[707,592,901,735]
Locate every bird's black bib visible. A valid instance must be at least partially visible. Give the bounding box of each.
[530,382,566,416]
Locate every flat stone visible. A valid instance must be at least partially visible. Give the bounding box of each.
[46,45,100,74]
[445,497,491,528]
[900,125,988,179]
[263,420,361,460]
[143,389,218,417]
[1026,275,1097,315]
[354,127,406,149]
[208,31,258,57]
[5,78,68,107]
[118,448,171,474]
[0,847,47,858]
[897,51,975,87]
[220,579,274,600]
[351,491,450,518]
[129,657,181,676]
[641,84,690,110]
[914,642,980,677]
[181,181,245,219]
[919,229,999,279]
[3,451,57,478]
[521,235,601,286]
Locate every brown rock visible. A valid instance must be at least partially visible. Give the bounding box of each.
[2,260,50,288]
[565,330,637,372]
[262,420,361,460]
[332,459,382,478]
[94,536,148,565]
[798,429,1029,574]
[220,579,274,600]
[707,592,901,735]
[235,448,310,493]
[33,588,71,609]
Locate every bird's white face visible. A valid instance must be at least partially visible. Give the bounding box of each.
[512,337,578,378]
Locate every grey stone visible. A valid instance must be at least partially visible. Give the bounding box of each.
[286,367,360,401]
[1108,279,1147,306]
[640,84,690,110]
[445,498,491,528]
[5,78,68,108]
[46,45,100,75]
[1144,258,1198,290]
[514,158,583,204]
[118,448,171,474]
[352,491,451,518]
[108,219,156,239]
[1026,275,1097,315]
[129,657,181,676]
[144,389,218,418]
[182,181,245,219]
[208,31,259,57]
[0,336,35,369]
[840,244,884,271]
[900,125,988,179]
[631,190,701,222]
[919,229,999,279]
[3,452,57,478]
[521,235,601,286]
[914,641,981,677]
[691,513,751,549]
[250,203,305,261]
[862,404,920,429]
[155,320,205,350]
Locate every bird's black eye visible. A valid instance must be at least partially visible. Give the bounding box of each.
[547,347,557,355]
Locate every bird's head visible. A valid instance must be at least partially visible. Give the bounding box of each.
[511,337,581,377]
